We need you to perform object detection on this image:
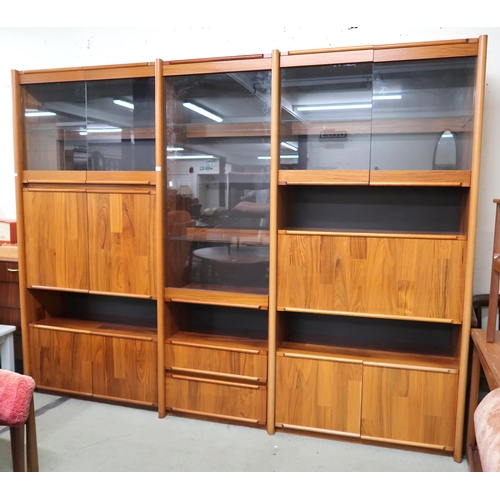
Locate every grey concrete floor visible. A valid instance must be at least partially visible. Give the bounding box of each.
[0,391,470,472]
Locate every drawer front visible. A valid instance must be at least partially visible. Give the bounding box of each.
[166,374,266,424]
[0,261,19,282]
[166,343,267,382]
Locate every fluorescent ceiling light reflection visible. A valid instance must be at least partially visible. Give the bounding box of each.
[167,154,215,160]
[296,95,402,112]
[167,147,184,151]
[297,103,372,111]
[183,102,223,123]
[258,154,298,160]
[281,142,298,151]
[79,127,123,135]
[25,110,56,117]
[113,99,134,110]
[372,94,402,101]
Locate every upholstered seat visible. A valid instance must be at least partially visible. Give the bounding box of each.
[0,369,38,472]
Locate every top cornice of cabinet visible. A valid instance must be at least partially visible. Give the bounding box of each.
[162,53,273,75]
[280,37,481,67]
[16,62,156,85]
[13,36,485,85]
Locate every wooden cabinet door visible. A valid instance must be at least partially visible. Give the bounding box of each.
[361,365,458,450]
[278,234,465,321]
[92,336,158,405]
[88,192,156,297]
[23,191,89,290]
[28,326,93,394]
[275,354,363,436]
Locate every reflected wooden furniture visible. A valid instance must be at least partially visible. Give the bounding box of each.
[193,246,269,287]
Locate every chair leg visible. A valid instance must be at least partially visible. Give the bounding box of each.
[9,426,25,472]
[26,399,39,472]
[487,269,499,342]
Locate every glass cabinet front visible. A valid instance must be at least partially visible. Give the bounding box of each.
[164,69,272,293]
[21,77,155,171]
[280,62,373,171]
[279,56,476,173]
[371,56,477,171]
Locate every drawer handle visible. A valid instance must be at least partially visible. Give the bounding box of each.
[7,268,19,272]
[170,366,261,382]
[171,373,261,390]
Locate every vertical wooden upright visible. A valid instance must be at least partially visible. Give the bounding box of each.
[155,59,166,417]
[454,34,488,462]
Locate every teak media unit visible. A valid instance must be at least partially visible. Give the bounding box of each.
[12,36,488,462]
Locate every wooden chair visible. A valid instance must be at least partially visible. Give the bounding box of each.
[467,199,500,471]
[486,199,500,342]
[0,369,39,472]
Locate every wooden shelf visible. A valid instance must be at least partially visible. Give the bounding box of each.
[279,169,471,187]
[278,342,459,373]
[167,331,268,353]
[30,317,157,341]
[165,286,268,309]
[279,228,467,240]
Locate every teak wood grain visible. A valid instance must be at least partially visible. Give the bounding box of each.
[166,375,266,423]
[361,365,458,449]
[275,354,362,435]
[29,324,158,404]
[23,190,89,290]
[88,192,156,297]
[277,234,465,321]
[92,335,158,404]
[166,342,267,382]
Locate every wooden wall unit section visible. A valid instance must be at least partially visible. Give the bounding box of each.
[23,189,89,291]
[11,37,487,462]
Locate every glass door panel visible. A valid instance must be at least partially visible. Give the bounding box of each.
[86,78,155,171]
[371,57,477,171]
[164,70,271,293]
[280,62,373,171]
[22,81,87,171]
[22,77,155,172]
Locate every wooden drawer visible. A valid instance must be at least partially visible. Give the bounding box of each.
[166,342,267,382]
[0,282,20,309]
[166,374,266,424]
[0,261,19,282]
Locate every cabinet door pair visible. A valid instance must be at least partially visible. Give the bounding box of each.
[23,191,156,297]
[276,355,458,449]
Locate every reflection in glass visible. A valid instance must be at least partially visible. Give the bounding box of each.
[164,70,271,293]
[280,62,373,170]
[433,131,457,170]
[371,57,476,171]
[21,78,155,171]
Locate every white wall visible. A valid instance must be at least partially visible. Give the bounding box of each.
[1,26,499,295]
